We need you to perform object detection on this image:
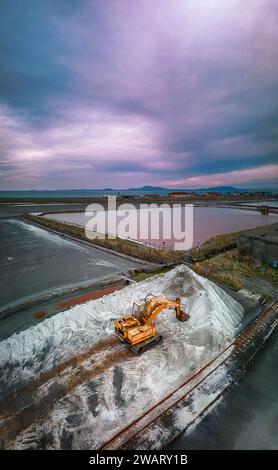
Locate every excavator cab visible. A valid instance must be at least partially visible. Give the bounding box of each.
[131,301,146,321]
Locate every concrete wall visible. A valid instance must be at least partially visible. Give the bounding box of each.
[238,235,278,265]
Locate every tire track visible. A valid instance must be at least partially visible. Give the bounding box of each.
[0,336,117,416]
[0,337,131,449]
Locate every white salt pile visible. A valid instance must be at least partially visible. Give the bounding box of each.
[0,265,244,449]
[0,265,243,393]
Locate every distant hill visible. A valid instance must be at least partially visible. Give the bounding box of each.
[126,185,242,193]
[126,185,168,192]
[192,186,241,193]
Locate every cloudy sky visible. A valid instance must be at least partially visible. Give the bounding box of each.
[0,0,278,190]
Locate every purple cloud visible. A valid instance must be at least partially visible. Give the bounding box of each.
[0,0,278,189]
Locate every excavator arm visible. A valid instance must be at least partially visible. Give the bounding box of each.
[143,297,189,325]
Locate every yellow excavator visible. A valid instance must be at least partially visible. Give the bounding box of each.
[115,294,189,353]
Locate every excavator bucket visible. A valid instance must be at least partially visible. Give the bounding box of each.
[175,298,190,322]
[177,309,190,322]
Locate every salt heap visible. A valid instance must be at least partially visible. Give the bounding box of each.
[0,264,242,391]
[1,265,244,449]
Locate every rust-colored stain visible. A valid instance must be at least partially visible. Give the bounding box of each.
[32,310,48,320]
[56,284,123,310]
[232,300,278,355]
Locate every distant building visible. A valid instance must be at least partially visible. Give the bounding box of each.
[168,191,192,197]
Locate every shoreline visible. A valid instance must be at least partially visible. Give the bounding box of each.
[1,195,277,206]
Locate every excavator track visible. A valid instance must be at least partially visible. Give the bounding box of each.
[129,335,163,354]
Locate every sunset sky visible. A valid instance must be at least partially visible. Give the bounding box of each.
[0,0,278,190]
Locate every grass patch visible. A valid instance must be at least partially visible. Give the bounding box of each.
[132,267,171,282]
[193,249,278,290]
[191,231,240,259]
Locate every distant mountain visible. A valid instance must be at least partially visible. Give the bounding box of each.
[126,185,168,192]
[192,186,241,193]
[126,185,243,193]
[124,185,278,194]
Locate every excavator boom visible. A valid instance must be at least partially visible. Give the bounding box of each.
[143,296,188,324]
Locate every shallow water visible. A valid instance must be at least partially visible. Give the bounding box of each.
[0,219,139,313]
[45,206,278,250]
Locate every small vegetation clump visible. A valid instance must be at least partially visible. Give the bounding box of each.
[131,267,171,282]
[191,232,238,259]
